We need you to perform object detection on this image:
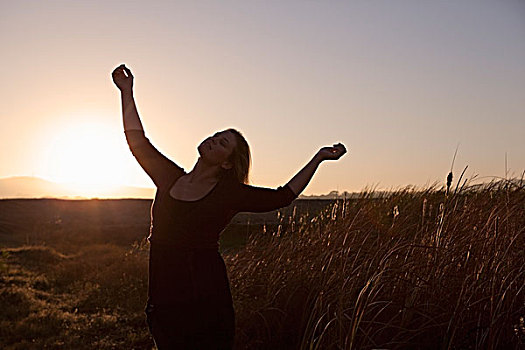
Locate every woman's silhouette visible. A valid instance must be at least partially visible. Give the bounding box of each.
[112,64,346,349]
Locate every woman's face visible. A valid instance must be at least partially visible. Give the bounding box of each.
[198,130,238,169]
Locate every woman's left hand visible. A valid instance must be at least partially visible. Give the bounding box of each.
[317,143,347,161]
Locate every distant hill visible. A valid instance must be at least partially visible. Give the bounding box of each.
[0,176,155,199]
[299,190,361,200]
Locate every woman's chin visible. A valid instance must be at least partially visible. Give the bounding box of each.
[197,144,206,155]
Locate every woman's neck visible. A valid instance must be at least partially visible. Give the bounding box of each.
[187,158,221,183]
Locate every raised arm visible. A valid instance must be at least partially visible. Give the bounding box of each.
[112,64,143,132]
[286,143,347,196]
[231,143,347,213]
[112,64,184,188]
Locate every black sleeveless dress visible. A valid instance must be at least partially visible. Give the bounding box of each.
[125,130,297,349]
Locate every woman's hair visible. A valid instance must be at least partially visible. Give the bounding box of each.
[224,128,251,184]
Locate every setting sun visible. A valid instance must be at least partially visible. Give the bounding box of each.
[40,120,136,197]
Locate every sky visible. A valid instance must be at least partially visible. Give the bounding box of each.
[1,0,524,196]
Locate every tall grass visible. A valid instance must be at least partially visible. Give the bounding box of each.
[227,180,525,349]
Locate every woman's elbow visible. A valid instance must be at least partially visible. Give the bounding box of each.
[281,185,298,206]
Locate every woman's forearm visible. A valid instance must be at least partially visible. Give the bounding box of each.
[286,154,323,196]
[121,90,144,132]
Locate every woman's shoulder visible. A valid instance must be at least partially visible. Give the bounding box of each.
[160,168,187,191]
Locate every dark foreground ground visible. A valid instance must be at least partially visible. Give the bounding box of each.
[0,198,330,349]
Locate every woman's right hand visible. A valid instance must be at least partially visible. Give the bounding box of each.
[112,64,134,92]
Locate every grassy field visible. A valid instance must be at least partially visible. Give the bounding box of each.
[1,180,524,349]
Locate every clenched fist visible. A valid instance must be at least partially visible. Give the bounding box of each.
[112,64,134,93]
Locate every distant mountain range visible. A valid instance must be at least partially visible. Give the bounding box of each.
[0,176,155,199]
[0,176,356,200]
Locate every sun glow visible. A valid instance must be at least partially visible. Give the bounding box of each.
[41,120,139,197]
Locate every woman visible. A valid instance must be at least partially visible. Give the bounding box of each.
[112,64,346,349]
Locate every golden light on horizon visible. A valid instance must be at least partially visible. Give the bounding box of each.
[41,119,133,196]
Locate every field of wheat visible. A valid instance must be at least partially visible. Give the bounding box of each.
[1,180,524,349]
